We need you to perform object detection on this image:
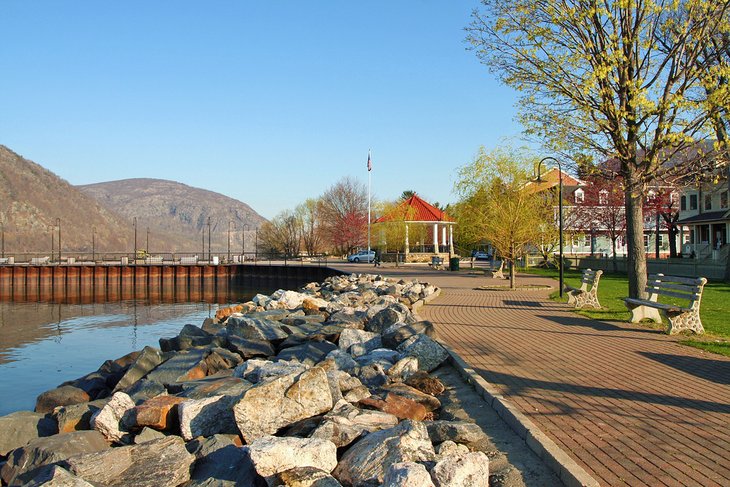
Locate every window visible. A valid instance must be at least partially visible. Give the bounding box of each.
[704,194,712,211]
[599,190,608,205]
[574,189,584,203]
[681,195,687,211]
[722,191,728,209]
[584,235,591,247]
[643,235,649,249]
[690,194,697,210]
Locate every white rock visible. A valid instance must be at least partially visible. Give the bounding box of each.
[435,440,471,460]
[277,290,310,309]
[233,358,309,384]
[178,395,238,441]
[338,329,382,356]
[397,334,449,372]
[91,392,135,443]
[246,436,338,480]
[430,452,489,487]
[387,356,419,381]
[382,462,435,487]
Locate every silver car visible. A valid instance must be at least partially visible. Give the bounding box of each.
[347,250,376,263]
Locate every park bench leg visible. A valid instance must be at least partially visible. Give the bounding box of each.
[575,292,601,309]
[666,310,705,335]
[566,291,577,305]
[626,304,662,324]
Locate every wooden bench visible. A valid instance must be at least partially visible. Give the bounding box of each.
[180,256,198,265]
[565,268,603,309]
[491,260,505,279]
[624,273,708,334]
[30,257,50,265]
[145,256,163,264]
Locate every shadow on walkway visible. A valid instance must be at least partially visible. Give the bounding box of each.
[638,352,730,385]
[474,368,730,415]
[537,314,660,334]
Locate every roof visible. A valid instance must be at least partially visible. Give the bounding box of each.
[525,168,584,193]
[676,210,730,225]
[375,194,455,223]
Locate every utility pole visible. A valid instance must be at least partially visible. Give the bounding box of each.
[207,217,211,262]
[56,218,61,263]
[92,226,96,262]
[133,217,137,257]
[146,227,149,255]
[227,221,231,262]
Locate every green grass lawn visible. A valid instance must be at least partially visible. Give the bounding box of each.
[522,267,730,357]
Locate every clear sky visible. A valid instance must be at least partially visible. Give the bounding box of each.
[0,1,524,219]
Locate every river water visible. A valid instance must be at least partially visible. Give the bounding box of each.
[0,284,280,415]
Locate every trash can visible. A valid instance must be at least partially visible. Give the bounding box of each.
[449,257,460,271]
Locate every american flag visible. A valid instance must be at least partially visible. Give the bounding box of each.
[367,150,372,172]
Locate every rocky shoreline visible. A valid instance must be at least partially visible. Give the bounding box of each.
[1,273,503,486]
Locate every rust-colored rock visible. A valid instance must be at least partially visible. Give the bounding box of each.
[131,396,186,431]
[358,393,427,421]
[36,386,91,414]
[405,371,445,396]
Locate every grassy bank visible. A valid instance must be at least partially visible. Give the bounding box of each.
[522,267,730,357]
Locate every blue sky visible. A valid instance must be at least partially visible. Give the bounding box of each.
[0,1,524,219]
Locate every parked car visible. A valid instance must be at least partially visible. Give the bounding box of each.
[473,250,492,261]
[347,250,376,263]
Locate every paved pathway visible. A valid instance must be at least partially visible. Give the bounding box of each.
[333,263,730,487]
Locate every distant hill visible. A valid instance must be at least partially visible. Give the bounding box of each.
[79,178,267,254]
[0,145,138,254]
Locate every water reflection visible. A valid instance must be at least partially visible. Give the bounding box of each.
[0,282,283,415]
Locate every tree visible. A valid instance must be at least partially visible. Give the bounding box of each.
[256,210,301,258]
[468,0,730,298]
[400,190,416,201]
[645,189,682,259]
[295,198,324,257]
[572,176,627,272]
[455,146,555,288]
[319,177,368,256]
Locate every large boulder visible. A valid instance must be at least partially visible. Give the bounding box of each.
[382,462,435,487]
[63,436,195,487]
[429,452,490,487]
[234,358,309,384]
[366,308,403,334]
[144,349,209,385]
[225,336,276,360]
[233,367,333,443]
[226,316,289,341]
[0,411,57,456]
[246,436,338,481]
[397,335,448,372]
[53,399,109,433]
[425,421,488,446]
[19,465,95,487]
[332,420,435,487]
[178,394,240,441]
[112,346,165,392]
[91,391,136,443]
[358,394,427,421]
[129,395,185,431]
[338,329,382,356]
[186,434,258,486]
[382,321,435,349]
[35,385,91,414]
[381,383,442,412]
[272,467,342,487]
[276,341,338,366]
[0,430,109,485]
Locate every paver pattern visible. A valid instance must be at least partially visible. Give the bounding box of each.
[333,263,730,487]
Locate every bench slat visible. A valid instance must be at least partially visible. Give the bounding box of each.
[646,282,702,294]
[648,288,701,301]
[625,298,684,313]
[647,274,706,286]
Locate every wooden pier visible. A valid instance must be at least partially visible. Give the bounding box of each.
[0,263,342,304]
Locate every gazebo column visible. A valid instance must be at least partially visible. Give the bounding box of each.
[396,223,410,263]
[449,225,454,256]
[441,227,446,253]
[433,224,439,254]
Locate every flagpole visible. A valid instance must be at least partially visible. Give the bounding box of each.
[367,149,371,256]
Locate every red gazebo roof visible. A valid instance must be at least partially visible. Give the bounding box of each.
[375,194,454,223]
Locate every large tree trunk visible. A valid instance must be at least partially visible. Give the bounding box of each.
[611,237,618,273]
[625,185,648,299]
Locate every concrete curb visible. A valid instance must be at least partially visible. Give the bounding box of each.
[412,286,599,487]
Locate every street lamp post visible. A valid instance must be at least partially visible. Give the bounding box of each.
[146,227,149,255]
[255,228,258,262]
[1,222,4,258]
[92,226,96,262]
[133,217,137,258]
[537,157,564,298]
[207,217,212,263]
[228,221,232,263]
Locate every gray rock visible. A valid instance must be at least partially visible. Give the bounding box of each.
[430,452,489,487]
[91,391,135,443]
[382,462,435,487]
[225,336,276,359]
[176,376,252,400]
[365,308,403,334]
[21,465,95,487]
[397,335,448,372]
[178,394,241,441]
[354,349,400,368]
[338,329,382,357]
[0,411,57,456]
[134,427,166,444]
[113,346,165,393]
[0,430,109,486]
[332,420,435,486]
[226,316,289,341]
[186,435,258,486]
[343,386,371,403]
[204,347,243,374]
[245,309,289,321]
[435,440,471,460]
[246,436,338,480]
[144,348,209,385]
[233,367,333,443]
[234,358,309,384]
[324,349,358,372]
[354,364,390,388]
[382,321,435,349]
[311,400,398,448]
[387,356,419,382]
[125,379,168,404]
[276,341,338,366]
[64,436,195,487]
[426,421,488,446]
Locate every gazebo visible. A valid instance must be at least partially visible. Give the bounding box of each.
[374,194,456,262]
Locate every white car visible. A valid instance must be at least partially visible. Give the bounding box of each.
[347,250,376,263]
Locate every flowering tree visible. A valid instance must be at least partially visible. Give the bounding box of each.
[319,177,368,256]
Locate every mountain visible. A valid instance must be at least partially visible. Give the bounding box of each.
[0,145,139,254]
[79,178,267,254]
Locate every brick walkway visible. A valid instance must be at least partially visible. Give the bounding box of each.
[334,264,730,486]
